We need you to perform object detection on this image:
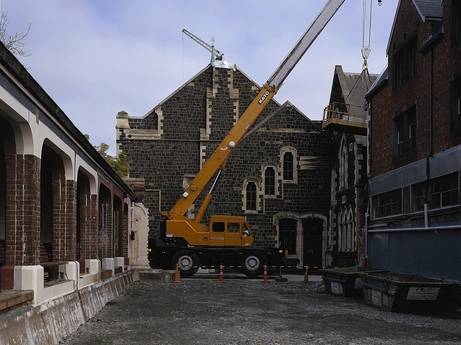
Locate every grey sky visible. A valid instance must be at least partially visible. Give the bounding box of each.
[2,0,398,154]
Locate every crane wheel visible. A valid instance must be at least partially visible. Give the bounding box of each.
[240,250,265,278]
[171,250,199,277]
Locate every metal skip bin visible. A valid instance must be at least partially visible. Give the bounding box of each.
[320,267,390,297]
[360,272,456,313]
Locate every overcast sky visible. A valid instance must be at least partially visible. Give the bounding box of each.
[2,0,398,154]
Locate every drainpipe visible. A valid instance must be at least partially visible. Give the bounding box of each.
[429,49,434,156]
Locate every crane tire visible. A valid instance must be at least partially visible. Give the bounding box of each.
[241,250,265,278]
[172,250,199,277]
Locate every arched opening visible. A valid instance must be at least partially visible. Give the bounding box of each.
[279,218,297,255]
[98,184,112,259]
[77,170,91,260]
[113,196,123,257]
[40,145,65,262]
[302,218,323,269]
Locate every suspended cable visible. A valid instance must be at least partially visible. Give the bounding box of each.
[361,0,373,70]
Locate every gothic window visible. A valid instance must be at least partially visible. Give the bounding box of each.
[339,137,348,189]
[283,152,293,181]
[264,166,275,196]
[245,181,257,211]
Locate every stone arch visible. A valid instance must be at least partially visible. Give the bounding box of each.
[273,212,326,269]
[299,213,327,270]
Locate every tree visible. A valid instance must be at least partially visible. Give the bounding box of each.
[0,12,31,57]
[95,143,130,178]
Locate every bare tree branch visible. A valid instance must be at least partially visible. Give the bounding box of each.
[0,12,31,57]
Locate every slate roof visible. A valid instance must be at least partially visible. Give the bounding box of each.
[413,0,443,20]
[334,65,378,119]
[386,0,443,55]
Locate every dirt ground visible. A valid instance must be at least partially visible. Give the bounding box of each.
[60,271,461,345]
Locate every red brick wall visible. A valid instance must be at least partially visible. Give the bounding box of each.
[370,0,461,177]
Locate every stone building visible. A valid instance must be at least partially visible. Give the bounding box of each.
[322,65,377,267]
[117,64,334,269]
[366,0,461,281]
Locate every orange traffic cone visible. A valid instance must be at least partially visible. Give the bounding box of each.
[174,263,180,283]
[219,263,224,282]
[304,265,309,282]
[263,265,268,283]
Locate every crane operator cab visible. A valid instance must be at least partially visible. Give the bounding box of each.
[159,215,254,248]
[208,215,254,247]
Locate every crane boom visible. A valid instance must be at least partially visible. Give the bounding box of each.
[268,0,345,88]
[182,28,224,61]
[163,0,345,221]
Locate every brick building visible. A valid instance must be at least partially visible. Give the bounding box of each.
[322,65,377,267]
[366,0,461,281]
[117,64,334,269]
[0,40,143,293]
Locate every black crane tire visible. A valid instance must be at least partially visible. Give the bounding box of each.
[171,250,199,277]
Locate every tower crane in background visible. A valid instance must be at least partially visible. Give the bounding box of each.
[182,28,224,63]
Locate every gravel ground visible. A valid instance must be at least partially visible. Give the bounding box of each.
[60,273,461,345]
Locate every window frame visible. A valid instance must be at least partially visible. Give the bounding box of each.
[393,37,417,89]
[393,104,417,158]
[372,188,402,219]
[283,152,294,181]
[264,166,276,196]
[245,181,257,212]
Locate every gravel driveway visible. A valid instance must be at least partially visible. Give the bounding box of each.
[61,272,461,345]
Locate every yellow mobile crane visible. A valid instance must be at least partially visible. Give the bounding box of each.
[149,0,346,277]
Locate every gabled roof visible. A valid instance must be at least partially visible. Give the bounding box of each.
[386,0,443,55]
[144,63,280,118]
[332,65,378,118]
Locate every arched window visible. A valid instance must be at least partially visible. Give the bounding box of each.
[283,152,294,181]
[264,167,275,196]
[246,182,257,211]
[339,137,348,189]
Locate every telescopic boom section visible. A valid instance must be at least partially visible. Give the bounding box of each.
[163,0,345,220]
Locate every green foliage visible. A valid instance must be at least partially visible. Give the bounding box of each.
[95,143,130,178]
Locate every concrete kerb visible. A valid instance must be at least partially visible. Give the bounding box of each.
[0,269,153,345]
